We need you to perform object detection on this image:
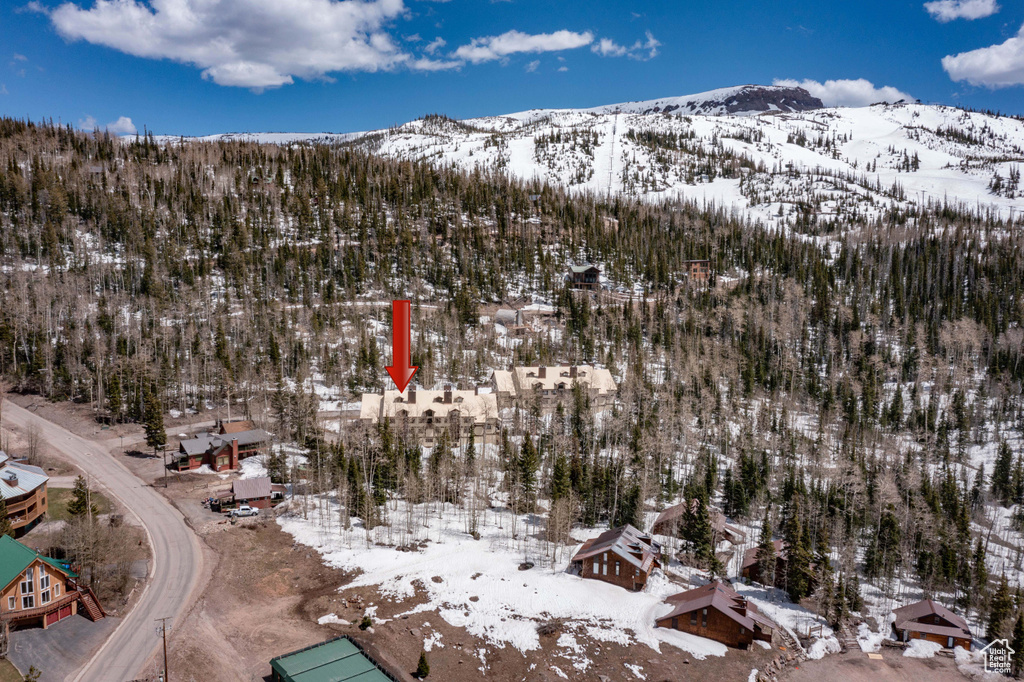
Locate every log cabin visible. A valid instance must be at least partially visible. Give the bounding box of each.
[655,581,775,649]
[892,599,972,650]
[176,422,273,473]
[569,525,661,591]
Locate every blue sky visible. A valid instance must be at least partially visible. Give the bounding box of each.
[1,0,1023,136]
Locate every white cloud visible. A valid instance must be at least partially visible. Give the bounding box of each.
[45,0,410,89]
[106,116,137,135]
[942,23,1024,87]
[78,115,138,135]
[424,36,446,55]
[772,77,914,107]
[525,59,540,72]
[591,32,659,60]
[592,38,628,58]
[410,57,461,71]
[924,0,999,22]
[1,84,8,95]
[452,29,593,64]
[558,66,568,72]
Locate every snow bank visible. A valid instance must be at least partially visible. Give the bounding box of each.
[904,639,943,658]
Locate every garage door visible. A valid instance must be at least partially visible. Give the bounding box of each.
[59,605,72,620]
[46,611,59,626]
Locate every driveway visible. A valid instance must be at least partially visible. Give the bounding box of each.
[2,402,204,682]
[8,616,120,682]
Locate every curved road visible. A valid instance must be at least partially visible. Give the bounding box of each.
[3,402,203,682]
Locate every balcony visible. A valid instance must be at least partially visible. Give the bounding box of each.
[0,590,79,625]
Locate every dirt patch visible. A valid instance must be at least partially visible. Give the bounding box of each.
[783,648,968,681]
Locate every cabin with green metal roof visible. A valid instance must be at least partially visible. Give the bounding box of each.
[0,535,104,629]
[270,636,401,682]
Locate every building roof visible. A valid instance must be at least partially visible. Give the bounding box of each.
[651,501,746,543]
[742,540,786,569]
[233,476,272,500]
[0,455,49,501]
[361,389,498,423]
[270,636,399,682]
[511,365,617,394]
[179,429,272,456]
[893,599,971,638]
[569,264,599,274]
[658,581,776,633]
[572,524,661,572]
[490,370,517,395]
[0,536,76,591]
[220,419,257,434]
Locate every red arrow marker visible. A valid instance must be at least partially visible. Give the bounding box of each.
[386,300,418,393]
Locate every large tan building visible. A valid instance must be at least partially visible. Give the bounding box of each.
[490,365,617,413]
[0,451,48,537]
[360,387,499,447]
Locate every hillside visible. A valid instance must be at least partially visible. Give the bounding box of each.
[1,117,1023,680]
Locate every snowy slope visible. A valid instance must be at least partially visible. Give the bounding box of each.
[351,100,1024,232]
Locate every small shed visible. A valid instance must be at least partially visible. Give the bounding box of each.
[270,636,401,682]
[232,477,275,509]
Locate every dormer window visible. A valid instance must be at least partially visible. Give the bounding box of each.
[455,396,464,403]
[527,371,536,377]
[434,396,444,403]
[394,396,404,402]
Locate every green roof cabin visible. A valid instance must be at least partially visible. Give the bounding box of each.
[270,636,401,682]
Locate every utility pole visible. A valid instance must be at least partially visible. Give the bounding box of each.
[155,617,172,682]
[162,445,168,488]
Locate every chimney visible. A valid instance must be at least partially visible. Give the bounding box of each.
[230,438,239,471]
[538,366,547,379]
[444,387,453,404]
[474,386,480,395]
[408,387,417,404]
[3,472,17,487]
[570,365,578,378]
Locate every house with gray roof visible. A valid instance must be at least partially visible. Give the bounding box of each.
[0,451,49,537]
[656,580,776,648]
[176,421,272,472]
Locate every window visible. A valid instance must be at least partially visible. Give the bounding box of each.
[7,596,14,610]
[54,583,60,597]
[690,612,697,626]
[40,569,50,591]
[20,567,34,595]
[947,637,954,649]
[615,562,620,576]
[920,632,927,639]
[22,595,34,609]
[217,455,229,467]
[701,608,708,628]
[592,561,598,575]
[740,626,745,634]
[41,590,51,605]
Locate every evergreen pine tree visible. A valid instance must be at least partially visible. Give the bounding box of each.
[988,575,1012,641]
[1011,612,1024,677]
[551,453,570,502]
[144,384,166,454]
[415,650,430,678]
[0,496,14,537]
[755,510,777,588]
[67,475,98,518]
[993,442,1014,505]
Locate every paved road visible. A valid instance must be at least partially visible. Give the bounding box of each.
[3,402,203,682]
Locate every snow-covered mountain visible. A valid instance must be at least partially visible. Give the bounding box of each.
[349,94,1023,233]
[160,85,1024,233]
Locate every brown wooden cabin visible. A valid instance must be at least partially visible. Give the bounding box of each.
[741,539,795,588]
[892,599,972,650]
[567,264,600,291]
[656,581,775,649]
[651,500,747,545]
[683,259,712,284]
[0,536,105,630]
[569,525,661,591]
